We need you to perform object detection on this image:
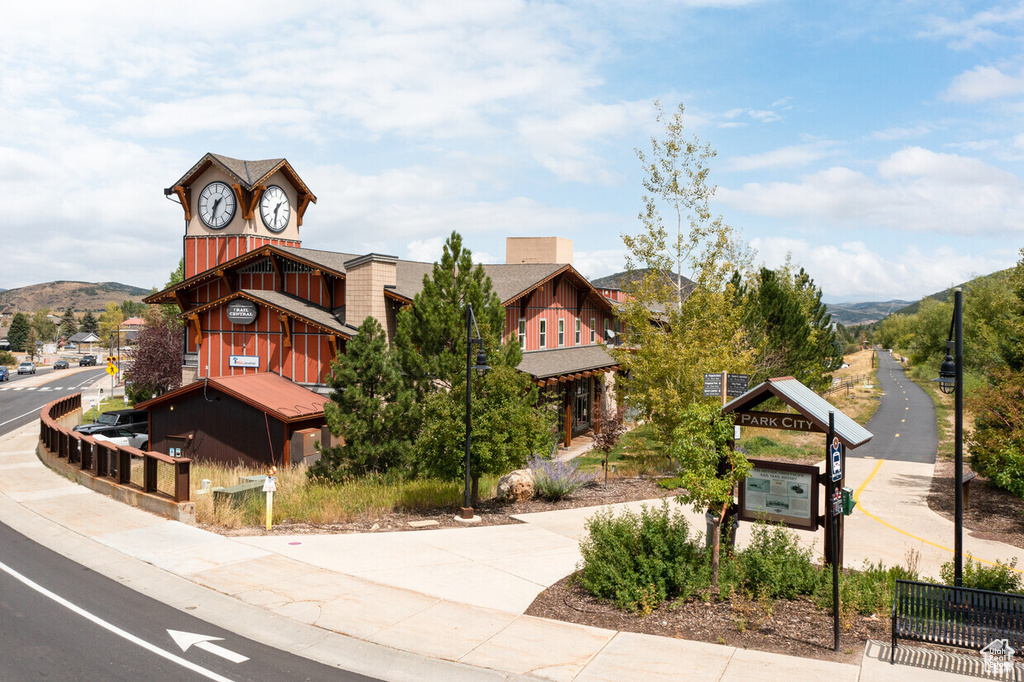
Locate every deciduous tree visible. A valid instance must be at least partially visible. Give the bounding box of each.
[123,311,182,402]
[615,101,754,446]
[98,302,124,350]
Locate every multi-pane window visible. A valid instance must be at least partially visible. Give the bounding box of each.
[518,318,526,349]
[558,319,565,346]
[575,319,581,345]
[590,317,596,344]
[539,319,547,348]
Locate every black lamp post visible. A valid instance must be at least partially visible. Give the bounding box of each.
[460,303,490,520]
[933,288,963,586]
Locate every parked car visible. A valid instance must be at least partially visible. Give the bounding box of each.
[0,366,8,381]
[65,342,77,350]
[74,408,148,435]
[17,362,36,375]
[53,359,70,370]
[91,427,149,451]
[79,355,97,367]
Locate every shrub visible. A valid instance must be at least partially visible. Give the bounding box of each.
[940,557,1022,593]
[0,351,16,366]
[736,524,819,599]
[529,455,594,500]
[578,501,708,612]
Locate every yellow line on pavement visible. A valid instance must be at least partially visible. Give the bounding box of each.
[852,459,1023,573]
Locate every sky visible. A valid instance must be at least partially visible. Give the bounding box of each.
[3,1,1024,303]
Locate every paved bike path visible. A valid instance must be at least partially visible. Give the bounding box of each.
[852,348,937,463]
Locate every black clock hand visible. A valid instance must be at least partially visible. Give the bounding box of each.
[211,196,223,218]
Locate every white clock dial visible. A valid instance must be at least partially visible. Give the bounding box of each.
[260,185,291,233]
[197,181,236,229]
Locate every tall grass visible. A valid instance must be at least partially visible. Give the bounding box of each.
[190,461,500,527]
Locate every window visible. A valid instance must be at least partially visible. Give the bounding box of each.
[605,318,611,342]
[539,319,547,348]
[518,318,526,350]
[575,319,581,345]
[558,319,565,346]
[590,317,596,344]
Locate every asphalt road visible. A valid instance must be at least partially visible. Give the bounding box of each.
[0,370,376,681]
[851,348,938,463]
[0,365,109,432]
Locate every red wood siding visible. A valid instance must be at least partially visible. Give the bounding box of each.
[184,235,301,279]
[504,280,616,353]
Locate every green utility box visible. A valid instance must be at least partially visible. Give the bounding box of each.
[841,486,857,516]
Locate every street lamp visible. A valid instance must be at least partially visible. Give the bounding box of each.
[932,288,963,586]
[460,302,490,521]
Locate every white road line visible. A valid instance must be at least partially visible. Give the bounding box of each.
[0,407,52,429]
[0,558,235,682]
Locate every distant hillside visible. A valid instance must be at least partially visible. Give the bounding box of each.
[894,267,1014,317]
[0,281,150,314]
[825,300,912,326]
[591,268,695,293]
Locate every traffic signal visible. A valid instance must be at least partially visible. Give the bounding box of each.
[106,356,117,363]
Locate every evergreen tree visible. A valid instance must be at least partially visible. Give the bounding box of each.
[7,313,31,352]
[59,307,78,339]
[80,310,99,334]
[394,231,549,500]
[309,316,417,481]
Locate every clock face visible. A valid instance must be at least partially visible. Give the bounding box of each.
[260,185,291,233]
[197,181,236,229]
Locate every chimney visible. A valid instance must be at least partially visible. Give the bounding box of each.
[343,254,398,341]
[505,237,573,265]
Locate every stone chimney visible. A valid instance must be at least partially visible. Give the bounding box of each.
[505,237,573,265]
[344,254,397,340]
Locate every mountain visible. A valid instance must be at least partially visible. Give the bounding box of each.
[893,267,1014,317]
[0,281,150,314]
[825,300,913,326]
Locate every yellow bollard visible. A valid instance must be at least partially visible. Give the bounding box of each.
[263,466,277,531]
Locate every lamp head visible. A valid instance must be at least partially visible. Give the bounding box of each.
[938,351,956,394]
[473,349,490,376]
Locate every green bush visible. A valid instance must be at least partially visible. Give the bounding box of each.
[578,501,708,613]
[940,557,1022,593]
[0,351,15,366]
[816,560,920,617]
[736,524,819,599]
[529,455,594,501]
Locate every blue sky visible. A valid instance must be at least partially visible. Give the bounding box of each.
[3,1,1023,302]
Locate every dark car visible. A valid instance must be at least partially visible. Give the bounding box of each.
[79,355,97,367]
[0,366,8,381]
[53,359,70,370]
[74,408,148,435]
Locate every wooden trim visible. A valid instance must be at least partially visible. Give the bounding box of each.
[296,193,313,227]
[279,314,292,348]
[174,290,190,313]
[267,251,284,291]
[171,185,191,222]
[215,268,235,294]
[188,314,202,346]
[327,335,337,357]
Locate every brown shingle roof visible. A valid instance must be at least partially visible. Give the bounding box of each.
[170,153,316,201]
[516,345,618,380]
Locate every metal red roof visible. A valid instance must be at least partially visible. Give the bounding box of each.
[137,373,328,423]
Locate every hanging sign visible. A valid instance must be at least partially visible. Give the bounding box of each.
[226,299,258,325]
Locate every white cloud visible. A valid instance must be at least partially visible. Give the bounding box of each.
[945,65,1024,102]
[750,237,1014,301]
[718,147,1024,235]
[725,142,836,172]
[920,6,1024,50]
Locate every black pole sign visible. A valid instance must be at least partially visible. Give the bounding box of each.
[702,373,722,397]
[726,373,749,397]
[829,410,840,652]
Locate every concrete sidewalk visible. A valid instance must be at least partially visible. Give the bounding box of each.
[0,419,1019,680]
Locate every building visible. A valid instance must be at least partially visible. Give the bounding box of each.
[145,154,623,453]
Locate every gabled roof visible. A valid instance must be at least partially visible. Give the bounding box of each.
[69,332,100,343]
[170,153,316,201]
[722,376,873,449]
[185,289,358,339]
[136,373,327,423]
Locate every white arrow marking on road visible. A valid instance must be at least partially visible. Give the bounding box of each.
[168,630,250,663]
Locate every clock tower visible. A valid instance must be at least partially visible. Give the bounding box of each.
[165,153,317,278]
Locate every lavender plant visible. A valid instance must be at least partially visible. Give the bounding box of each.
[528,454,595,500]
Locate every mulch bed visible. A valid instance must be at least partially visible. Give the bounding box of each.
[927,458,1024,550]
[525,573,889,665]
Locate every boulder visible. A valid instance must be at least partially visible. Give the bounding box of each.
[496,469,535,502]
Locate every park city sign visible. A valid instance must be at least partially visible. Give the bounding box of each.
[734,410,824,433]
